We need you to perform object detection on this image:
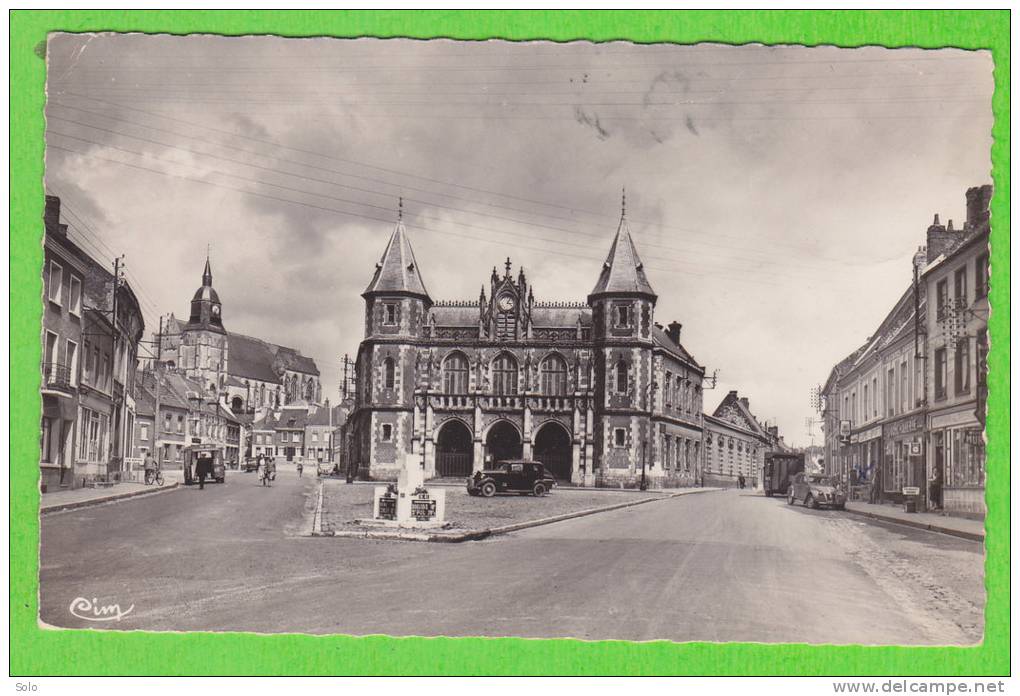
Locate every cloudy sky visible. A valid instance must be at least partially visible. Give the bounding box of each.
[43,34,993,444]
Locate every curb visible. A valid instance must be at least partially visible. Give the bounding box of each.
[311,486,723,542]
[843,506,984,543]
[40,482,180,515]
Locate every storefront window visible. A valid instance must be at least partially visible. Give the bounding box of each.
[949,428,985,487]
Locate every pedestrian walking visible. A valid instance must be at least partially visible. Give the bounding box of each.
[737,473,746,490]
[929,466,943,511]
[297,461,303,477]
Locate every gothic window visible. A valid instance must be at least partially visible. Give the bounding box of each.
[540,354,568,395]
[443,352,469,394]
[664,371,673,404]
[383,302,398,326]
[491,353,519,395]
[615,360,628,394]
[305,377,316,400]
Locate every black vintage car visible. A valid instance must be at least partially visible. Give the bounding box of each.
[467,460,557,497]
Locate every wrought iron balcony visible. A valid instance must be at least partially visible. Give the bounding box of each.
[41,362,74,393]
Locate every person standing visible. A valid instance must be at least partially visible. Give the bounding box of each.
[929,466,943,511]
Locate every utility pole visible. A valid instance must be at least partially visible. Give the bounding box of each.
[153,315,164,469]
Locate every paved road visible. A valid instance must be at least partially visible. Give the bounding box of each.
[39,477,983,645]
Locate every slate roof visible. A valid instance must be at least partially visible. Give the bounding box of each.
[363,219,430,299]
[225,333,320,382]
[135,385,156,417]
[273,407,311,430]
[531,305,591,328]
[306,406,334,427]
[589,215,656,300]
[651,325,701,369]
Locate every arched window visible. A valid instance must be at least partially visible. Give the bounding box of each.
[540,354,568,395]
[615,360,628,394]
[492,353,518,395]
[443,352,469,394]
[384,358,395,390]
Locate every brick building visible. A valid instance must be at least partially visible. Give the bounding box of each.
[348,201,706,487]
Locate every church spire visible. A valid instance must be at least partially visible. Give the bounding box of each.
[588,189,657,301]
[202,246,213,287]
[362,200,431,301]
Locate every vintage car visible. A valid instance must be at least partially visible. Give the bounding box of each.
[787,472,846,510]
[467,460,557,497]
[242,457,259,473]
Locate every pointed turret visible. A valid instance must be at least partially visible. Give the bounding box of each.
[362,215,430,301]
[588,193,657,302]
[202,254,213,287]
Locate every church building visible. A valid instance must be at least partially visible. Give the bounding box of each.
[156,256,322,418]
[349,199,706,488]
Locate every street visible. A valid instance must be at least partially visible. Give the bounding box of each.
[40,474,983,645]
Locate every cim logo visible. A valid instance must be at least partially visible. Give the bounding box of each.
[69,596,134,622]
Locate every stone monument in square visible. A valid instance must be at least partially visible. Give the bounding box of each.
[372,460,446,528]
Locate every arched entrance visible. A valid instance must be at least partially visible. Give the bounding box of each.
[534,422,573,481]
[485,420,522,465]
[435,420,474,477]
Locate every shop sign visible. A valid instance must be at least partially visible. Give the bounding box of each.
[902,486,920,496]
[839,420,852,444]
[930,410,978,430]
[850,425,882,444]
[884,414,924,437]
[909,441,922,456]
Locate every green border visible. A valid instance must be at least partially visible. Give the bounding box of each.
[10,10,1010,676]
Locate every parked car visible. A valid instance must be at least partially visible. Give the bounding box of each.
[467,460,557,497]
[787,472,846,510]
[243,457,258,473]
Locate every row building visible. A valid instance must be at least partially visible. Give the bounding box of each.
[40,196,146,491]
[820,185,991,517]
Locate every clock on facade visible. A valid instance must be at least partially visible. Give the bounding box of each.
[212,305,221,316]
[497,295,515,312]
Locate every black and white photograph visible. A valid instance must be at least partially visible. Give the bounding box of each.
[38,34,992,646]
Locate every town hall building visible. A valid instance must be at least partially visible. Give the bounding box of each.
[348,199,707,487]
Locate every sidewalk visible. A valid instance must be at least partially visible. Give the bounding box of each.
[40,470,182,515]
[844,500,984,542]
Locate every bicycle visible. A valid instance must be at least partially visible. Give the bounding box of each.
[144,468,164,486]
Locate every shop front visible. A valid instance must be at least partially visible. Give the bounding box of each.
[929,408,985,518]
[881,413,926,506]
[848,425,882,499]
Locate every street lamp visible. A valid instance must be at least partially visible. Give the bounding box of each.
[641,378,658,491]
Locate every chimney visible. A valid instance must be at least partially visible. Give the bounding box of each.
[666,321,683,344]
[926,213,960,263]
[44,195,67,237]
[965,184,992,234]
[739,397,750,411]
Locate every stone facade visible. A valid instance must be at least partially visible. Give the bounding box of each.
[348,205,706,487]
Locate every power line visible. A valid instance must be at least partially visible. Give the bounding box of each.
[48,190,164,314]
[47,143,788,288]
[56,53,989,73]
[48,80,990,98]
[45,114,851,275]
[47,129,828,282]
[51,93,880,256]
